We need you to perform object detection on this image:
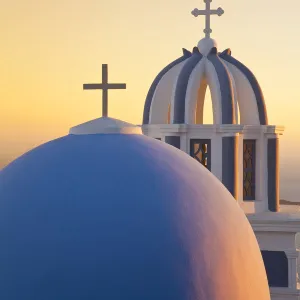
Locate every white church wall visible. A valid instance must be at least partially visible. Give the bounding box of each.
[211,134,223,181]
[255,232,297,251]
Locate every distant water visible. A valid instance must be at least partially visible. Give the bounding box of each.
[281,160,300,202]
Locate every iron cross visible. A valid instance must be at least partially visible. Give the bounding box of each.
[191,0,224,38]
[83,64,126,117]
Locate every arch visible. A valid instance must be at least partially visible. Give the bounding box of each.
[195,78,208,124]
[184,59,206,124]
[199,62,223,124]
[207,48,236,124]
[172,48,203,124]
[143,49,191,124]
[149,61,186,124]
[193,69,239,125]
[220,49,268,125]
[200,83,214,124]
[225,62,239,124]
[184,53,236,125]
[167,104,171,124]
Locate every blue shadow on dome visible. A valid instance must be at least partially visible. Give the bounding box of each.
[0,133,268,300]
[0,134,219,300]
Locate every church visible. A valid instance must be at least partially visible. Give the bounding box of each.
[0,1,299,300]
[142,1,300,299]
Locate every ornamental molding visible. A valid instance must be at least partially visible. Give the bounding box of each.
[248,216,300,233]
[270,287,300,296]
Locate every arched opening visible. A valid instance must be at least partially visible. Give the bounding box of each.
[194,79,239,125]
[195,80,213,124]
[167,104,171,124]
[202,86,213,124]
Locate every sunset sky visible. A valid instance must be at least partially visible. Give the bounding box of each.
[1,0,300,199]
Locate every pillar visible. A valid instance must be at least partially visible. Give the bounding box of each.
[222,135,239,199]
[268,137,279,212]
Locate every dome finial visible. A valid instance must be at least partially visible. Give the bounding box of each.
[191,0,224,39]
[83,64,126,118]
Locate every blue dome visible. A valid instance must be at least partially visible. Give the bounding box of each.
[0,131,270,300]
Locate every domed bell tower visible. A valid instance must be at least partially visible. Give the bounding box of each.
[142,2,300,299]
[142,3,284,215]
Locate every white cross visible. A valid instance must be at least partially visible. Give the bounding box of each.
[191,0,224,38]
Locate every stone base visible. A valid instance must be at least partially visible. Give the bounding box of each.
[248,211,300,300]
[271,287,300,300]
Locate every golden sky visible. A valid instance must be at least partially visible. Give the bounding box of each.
[1,0,300,197]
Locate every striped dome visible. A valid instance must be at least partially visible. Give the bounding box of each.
[143,41,268,125]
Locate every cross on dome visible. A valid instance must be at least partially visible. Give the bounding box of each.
[83,64,126,118]
[192,0,224,38]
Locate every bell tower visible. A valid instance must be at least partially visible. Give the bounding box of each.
[142,41,284,214]
[142,3,300,297]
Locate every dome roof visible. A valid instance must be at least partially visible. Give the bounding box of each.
[0,119,270,300]
[143,42,268,126]
[69,116,142,135]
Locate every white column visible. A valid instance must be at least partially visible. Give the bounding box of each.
[286,250,299,289]
[217,125,243,200]
[211,132,222,181]
[180,132,188,153]
[264,127,284,212]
